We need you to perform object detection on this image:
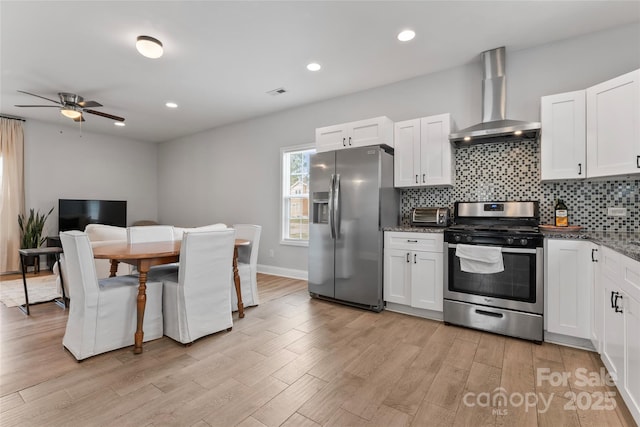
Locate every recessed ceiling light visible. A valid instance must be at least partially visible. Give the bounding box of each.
[514,130,523,136]
[306,62,321,72]
[165,102,178,108]
[463,136,471,142]
[114,122,125,127]
[397,30,416,42]
[136,35,163,59]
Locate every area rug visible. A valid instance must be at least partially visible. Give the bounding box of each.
[0,275,61,307]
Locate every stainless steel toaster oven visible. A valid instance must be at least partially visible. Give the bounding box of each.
[411,207,450,227]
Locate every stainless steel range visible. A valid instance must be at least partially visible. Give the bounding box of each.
[443,201,544,342]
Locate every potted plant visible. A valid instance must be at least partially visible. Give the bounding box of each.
[18,207,54,272]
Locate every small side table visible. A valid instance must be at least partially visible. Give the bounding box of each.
[18,247,65,315]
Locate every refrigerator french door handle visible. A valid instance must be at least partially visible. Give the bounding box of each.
[334,174,341,238]
[328,174,336,239]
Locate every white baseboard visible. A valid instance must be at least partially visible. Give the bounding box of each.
[257,264,308,280]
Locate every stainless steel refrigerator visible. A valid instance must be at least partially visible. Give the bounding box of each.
[308,145,399,311]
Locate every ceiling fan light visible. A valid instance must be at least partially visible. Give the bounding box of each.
[60,108,82,119]
[136,35,163,59]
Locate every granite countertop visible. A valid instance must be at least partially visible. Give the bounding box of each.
[387,226,640,261]
[383,226,445,233]
[543,230,640,262]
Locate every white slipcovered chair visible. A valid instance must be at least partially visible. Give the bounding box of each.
[231,224,262,309]
[127,225,175,243]
[84,224,130,278]
[172,223,228,241]
[59,231,164,360]
[162,229,236,344]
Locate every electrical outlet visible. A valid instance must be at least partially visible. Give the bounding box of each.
[269,249,275,257]
[607,207,627,217]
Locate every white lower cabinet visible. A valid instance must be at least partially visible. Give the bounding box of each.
[598,246,640,424]
[383,232,444,314]
[545,239,597,339]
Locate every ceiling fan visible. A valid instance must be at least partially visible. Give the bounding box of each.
[15,90,125,122]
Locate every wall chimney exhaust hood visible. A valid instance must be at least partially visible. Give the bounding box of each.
[449,47,540,145]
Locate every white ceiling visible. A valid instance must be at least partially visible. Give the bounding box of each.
[1,1,639,143]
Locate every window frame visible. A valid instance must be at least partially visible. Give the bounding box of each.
[280,143,315,247]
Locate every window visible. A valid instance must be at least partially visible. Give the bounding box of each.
[281,144,315,246]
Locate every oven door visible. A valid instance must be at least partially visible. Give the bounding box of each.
[443,243,544,314]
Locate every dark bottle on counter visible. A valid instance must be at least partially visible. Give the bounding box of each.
[554,199,568,227]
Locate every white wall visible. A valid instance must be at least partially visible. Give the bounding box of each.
[24,120,158,237]
[158,23,639,276]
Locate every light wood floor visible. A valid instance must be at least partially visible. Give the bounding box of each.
[0,273,636,427]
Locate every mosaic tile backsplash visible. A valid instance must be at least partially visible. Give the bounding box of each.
[400,140,639,232]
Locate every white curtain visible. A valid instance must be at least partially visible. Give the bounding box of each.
[0,118,25,273]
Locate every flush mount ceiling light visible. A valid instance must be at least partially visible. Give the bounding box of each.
[306,62,321,71]
[136,35,163,59]
[397,30,416,42]
[165,102,178,108]
[60,107,81,119]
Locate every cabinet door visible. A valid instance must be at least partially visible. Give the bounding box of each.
[601,273,625,384]
[394,119,421,187]
[545,239,593,339]
[586,69,640,177]
[383,249,411,305]
[623,291,640,422]
[316,124,347,153]
[592,246,602,352]
[348,116,393,149]
[420,113,453,186]
[411,251,443,312]
[540,90,586,180]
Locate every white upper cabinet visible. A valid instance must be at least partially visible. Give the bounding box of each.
[394,113,453,187]
[540,90,586,180]
[540,69,640,180]
[393,119,421,187]
[315,116,394,153]
[586,69,640,178]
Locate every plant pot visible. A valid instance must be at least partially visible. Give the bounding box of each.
[21,254,40,274]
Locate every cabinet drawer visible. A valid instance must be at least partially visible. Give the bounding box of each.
[384,231,443,252]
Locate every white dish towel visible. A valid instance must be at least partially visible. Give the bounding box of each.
[455,244,504,274]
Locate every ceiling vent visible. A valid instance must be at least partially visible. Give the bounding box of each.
[266,87,287,96]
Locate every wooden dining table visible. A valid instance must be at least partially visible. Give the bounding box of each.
[93,238,250,354]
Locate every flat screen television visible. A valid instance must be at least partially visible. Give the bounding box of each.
[58,199,127,232]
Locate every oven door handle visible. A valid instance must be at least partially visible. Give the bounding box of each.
[448,244,537,254]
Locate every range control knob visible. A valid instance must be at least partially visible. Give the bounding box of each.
[506,237,514,245]
[454,235,461,242]
[520,238,528,246]
[465,235,473,243]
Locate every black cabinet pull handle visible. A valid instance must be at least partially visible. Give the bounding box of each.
[415,175,418,184]
[422,173,426,183]
[348,136,352,146]
[407,239,418,243]
[414,253,417,264]
[406,253,410,263]
[592,248,598,262]
[342,137,346,147]
[578,163,582,175]
[614,293,624,313]
[637,155,639,168]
